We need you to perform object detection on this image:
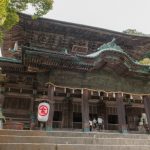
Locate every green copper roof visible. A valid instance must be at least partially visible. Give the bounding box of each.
[76,39,150,74]
[98,38,123,52]
[22,42,150,74]
[0,57,21,63]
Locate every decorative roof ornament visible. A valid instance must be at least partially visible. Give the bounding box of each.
[97,38,123,52]
[14,41,19,51]
[84,38,124,58]
[9,41,19,52]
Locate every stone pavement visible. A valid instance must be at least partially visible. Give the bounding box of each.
[0,129,150,150]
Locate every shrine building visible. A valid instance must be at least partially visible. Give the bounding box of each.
[1,13,150,132]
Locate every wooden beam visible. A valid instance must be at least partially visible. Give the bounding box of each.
[116,93,127,133]
[82,89,90,132]
[46,85,54,131]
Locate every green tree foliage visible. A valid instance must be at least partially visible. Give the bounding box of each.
[139,58,150,65]
[123,29,145,36]
[0,0,53,44]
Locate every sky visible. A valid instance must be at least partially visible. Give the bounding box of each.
[24,0,150,34]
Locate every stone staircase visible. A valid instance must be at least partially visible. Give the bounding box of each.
[0,129,150,150]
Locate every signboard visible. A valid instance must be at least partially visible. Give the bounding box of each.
[37,102,50,122]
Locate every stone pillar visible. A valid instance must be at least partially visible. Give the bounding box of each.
[46,85,54,131]
[82,89,90,132]
[116,93,127,133]
[143,96,150,130]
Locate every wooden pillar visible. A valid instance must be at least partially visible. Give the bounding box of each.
[29,97,35,130]
[0,85,4,108]
[143,96,150,130]
[62,100,69,128]
[68,99,73,128]
[82,89,90,132]
[46,85,54,131]
[116,93,127,133]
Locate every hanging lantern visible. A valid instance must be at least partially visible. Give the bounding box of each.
[121,92,124,97]
[130,94,133,99]
[106,92,108,97]
[113,93,115,98]
[81,89,83,94]
[140,95,143,103]
[54,86,56,91]
[72,89,75,94]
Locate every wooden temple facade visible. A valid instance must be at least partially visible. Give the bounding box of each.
[1,13,150,132]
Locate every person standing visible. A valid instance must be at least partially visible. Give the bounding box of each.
[89,120,93,132]
[93,118,97,129]
[97,116,104,131]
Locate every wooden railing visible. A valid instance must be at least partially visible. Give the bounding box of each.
[107,124,119,130]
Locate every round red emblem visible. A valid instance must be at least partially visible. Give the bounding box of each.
[38,105,48,116]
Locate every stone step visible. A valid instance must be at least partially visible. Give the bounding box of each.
[0,143,150,150]
[0,135,150,145]
[0,130,149,139]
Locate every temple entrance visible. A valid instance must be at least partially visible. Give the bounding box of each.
[125,105,144,131]
[89,99,107,130]
[106,106,118,130]
[73,102,82,129]
[53,111,62,128]
[73,112,82,129]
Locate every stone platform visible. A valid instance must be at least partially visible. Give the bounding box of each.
[0,129,150,150]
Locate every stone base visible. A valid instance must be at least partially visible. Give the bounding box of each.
[4,122,24,130]
[83,127,90,132]
[46,126,53,131]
